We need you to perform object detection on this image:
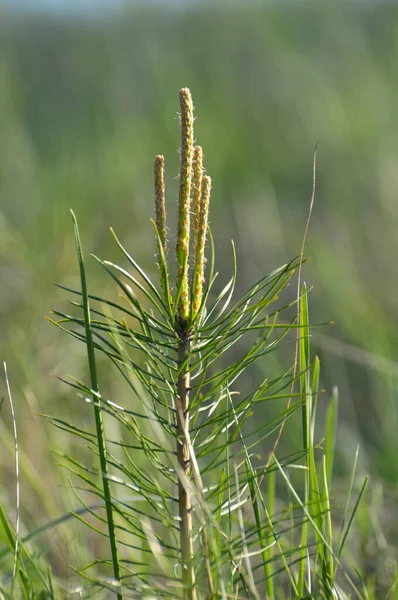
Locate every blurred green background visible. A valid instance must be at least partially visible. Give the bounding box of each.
[1,0,398,582]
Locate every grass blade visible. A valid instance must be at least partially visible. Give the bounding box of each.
[70,209,123,600]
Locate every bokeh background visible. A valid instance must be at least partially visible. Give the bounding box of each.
[1,0,398,585]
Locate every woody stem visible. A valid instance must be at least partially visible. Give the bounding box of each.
[176,332,196,600]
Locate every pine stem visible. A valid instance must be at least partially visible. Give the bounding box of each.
[176,88,194,324]
[154,154,168,255]
[154,154,171,305]
[176,332,196,600]
[192,145,203,249]
[192,175,211,317]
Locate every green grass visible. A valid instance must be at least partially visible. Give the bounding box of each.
[0,1,398,597]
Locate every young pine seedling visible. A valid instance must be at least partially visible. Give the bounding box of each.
[47,88,368,600]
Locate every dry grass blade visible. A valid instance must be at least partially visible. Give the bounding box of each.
[267,142,319,469]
